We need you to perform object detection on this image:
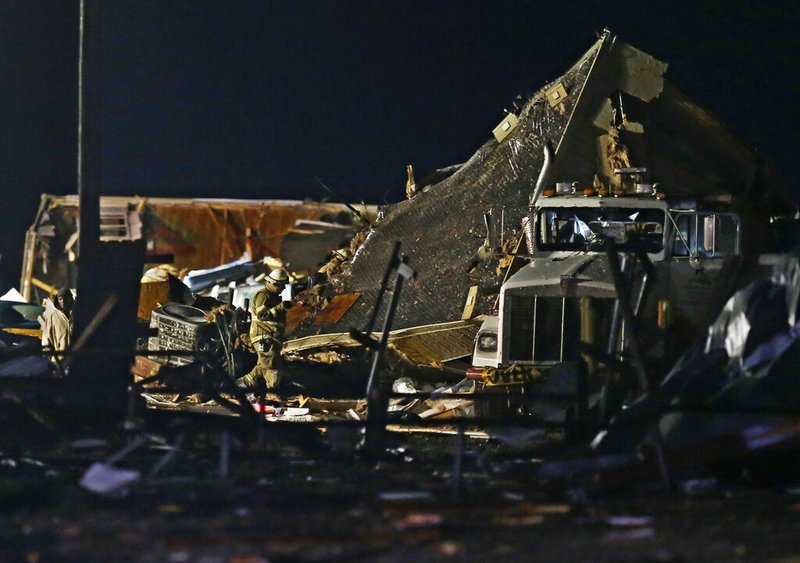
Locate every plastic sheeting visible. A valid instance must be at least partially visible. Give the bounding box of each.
[595,248,800,456]
[706,249,800,368]
[670,249,800,406]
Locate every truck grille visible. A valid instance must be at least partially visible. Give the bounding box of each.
[506,296,613,363]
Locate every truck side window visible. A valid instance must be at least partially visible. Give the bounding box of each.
[672,214,692,256]
[671,212,740,258]
[698,213,740,257]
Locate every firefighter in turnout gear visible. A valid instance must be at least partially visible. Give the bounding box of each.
[237,269,292,390]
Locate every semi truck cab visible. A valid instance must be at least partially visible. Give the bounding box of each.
[468,186,742,386]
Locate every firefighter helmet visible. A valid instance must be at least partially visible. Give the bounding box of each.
[266,269,289,286]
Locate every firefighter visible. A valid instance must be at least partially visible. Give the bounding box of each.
[237,269,292,390]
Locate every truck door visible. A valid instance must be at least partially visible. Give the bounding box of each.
[662,211,741,335]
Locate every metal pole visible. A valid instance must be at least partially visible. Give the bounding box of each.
[361,249,415,459]
[604,238,649,393]
[74,0,102,336]
[364,257,412,457]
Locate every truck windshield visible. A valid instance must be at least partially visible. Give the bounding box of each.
[537,207,665,252]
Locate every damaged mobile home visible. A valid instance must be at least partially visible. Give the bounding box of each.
[20,194,374,304]
[288,29,796,375]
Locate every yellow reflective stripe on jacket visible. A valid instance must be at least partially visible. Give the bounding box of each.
[250,319,279,333]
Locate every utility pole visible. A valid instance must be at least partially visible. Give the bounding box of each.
[74,0,101,333]
[70,0,146,425]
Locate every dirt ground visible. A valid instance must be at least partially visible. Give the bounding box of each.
[3,426,800,563]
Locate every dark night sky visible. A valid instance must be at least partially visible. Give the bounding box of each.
[1,1,799,289]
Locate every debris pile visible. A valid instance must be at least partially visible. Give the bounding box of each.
[297,29,793,341]
[2,31,800,562]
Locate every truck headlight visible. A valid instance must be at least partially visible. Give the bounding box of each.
[478,333,497,352]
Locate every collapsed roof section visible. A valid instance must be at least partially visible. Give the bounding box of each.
[307,30,795,335]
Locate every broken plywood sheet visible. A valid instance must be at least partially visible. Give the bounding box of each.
[314,293,361,325]
[286,304,312,334]
[386,425,490,438]
[461,285,479,320]
[283,332,362,353]
[615,43,668,102]
[132,355,163,381]
[302,397,365,413]
[418,399,474,419]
